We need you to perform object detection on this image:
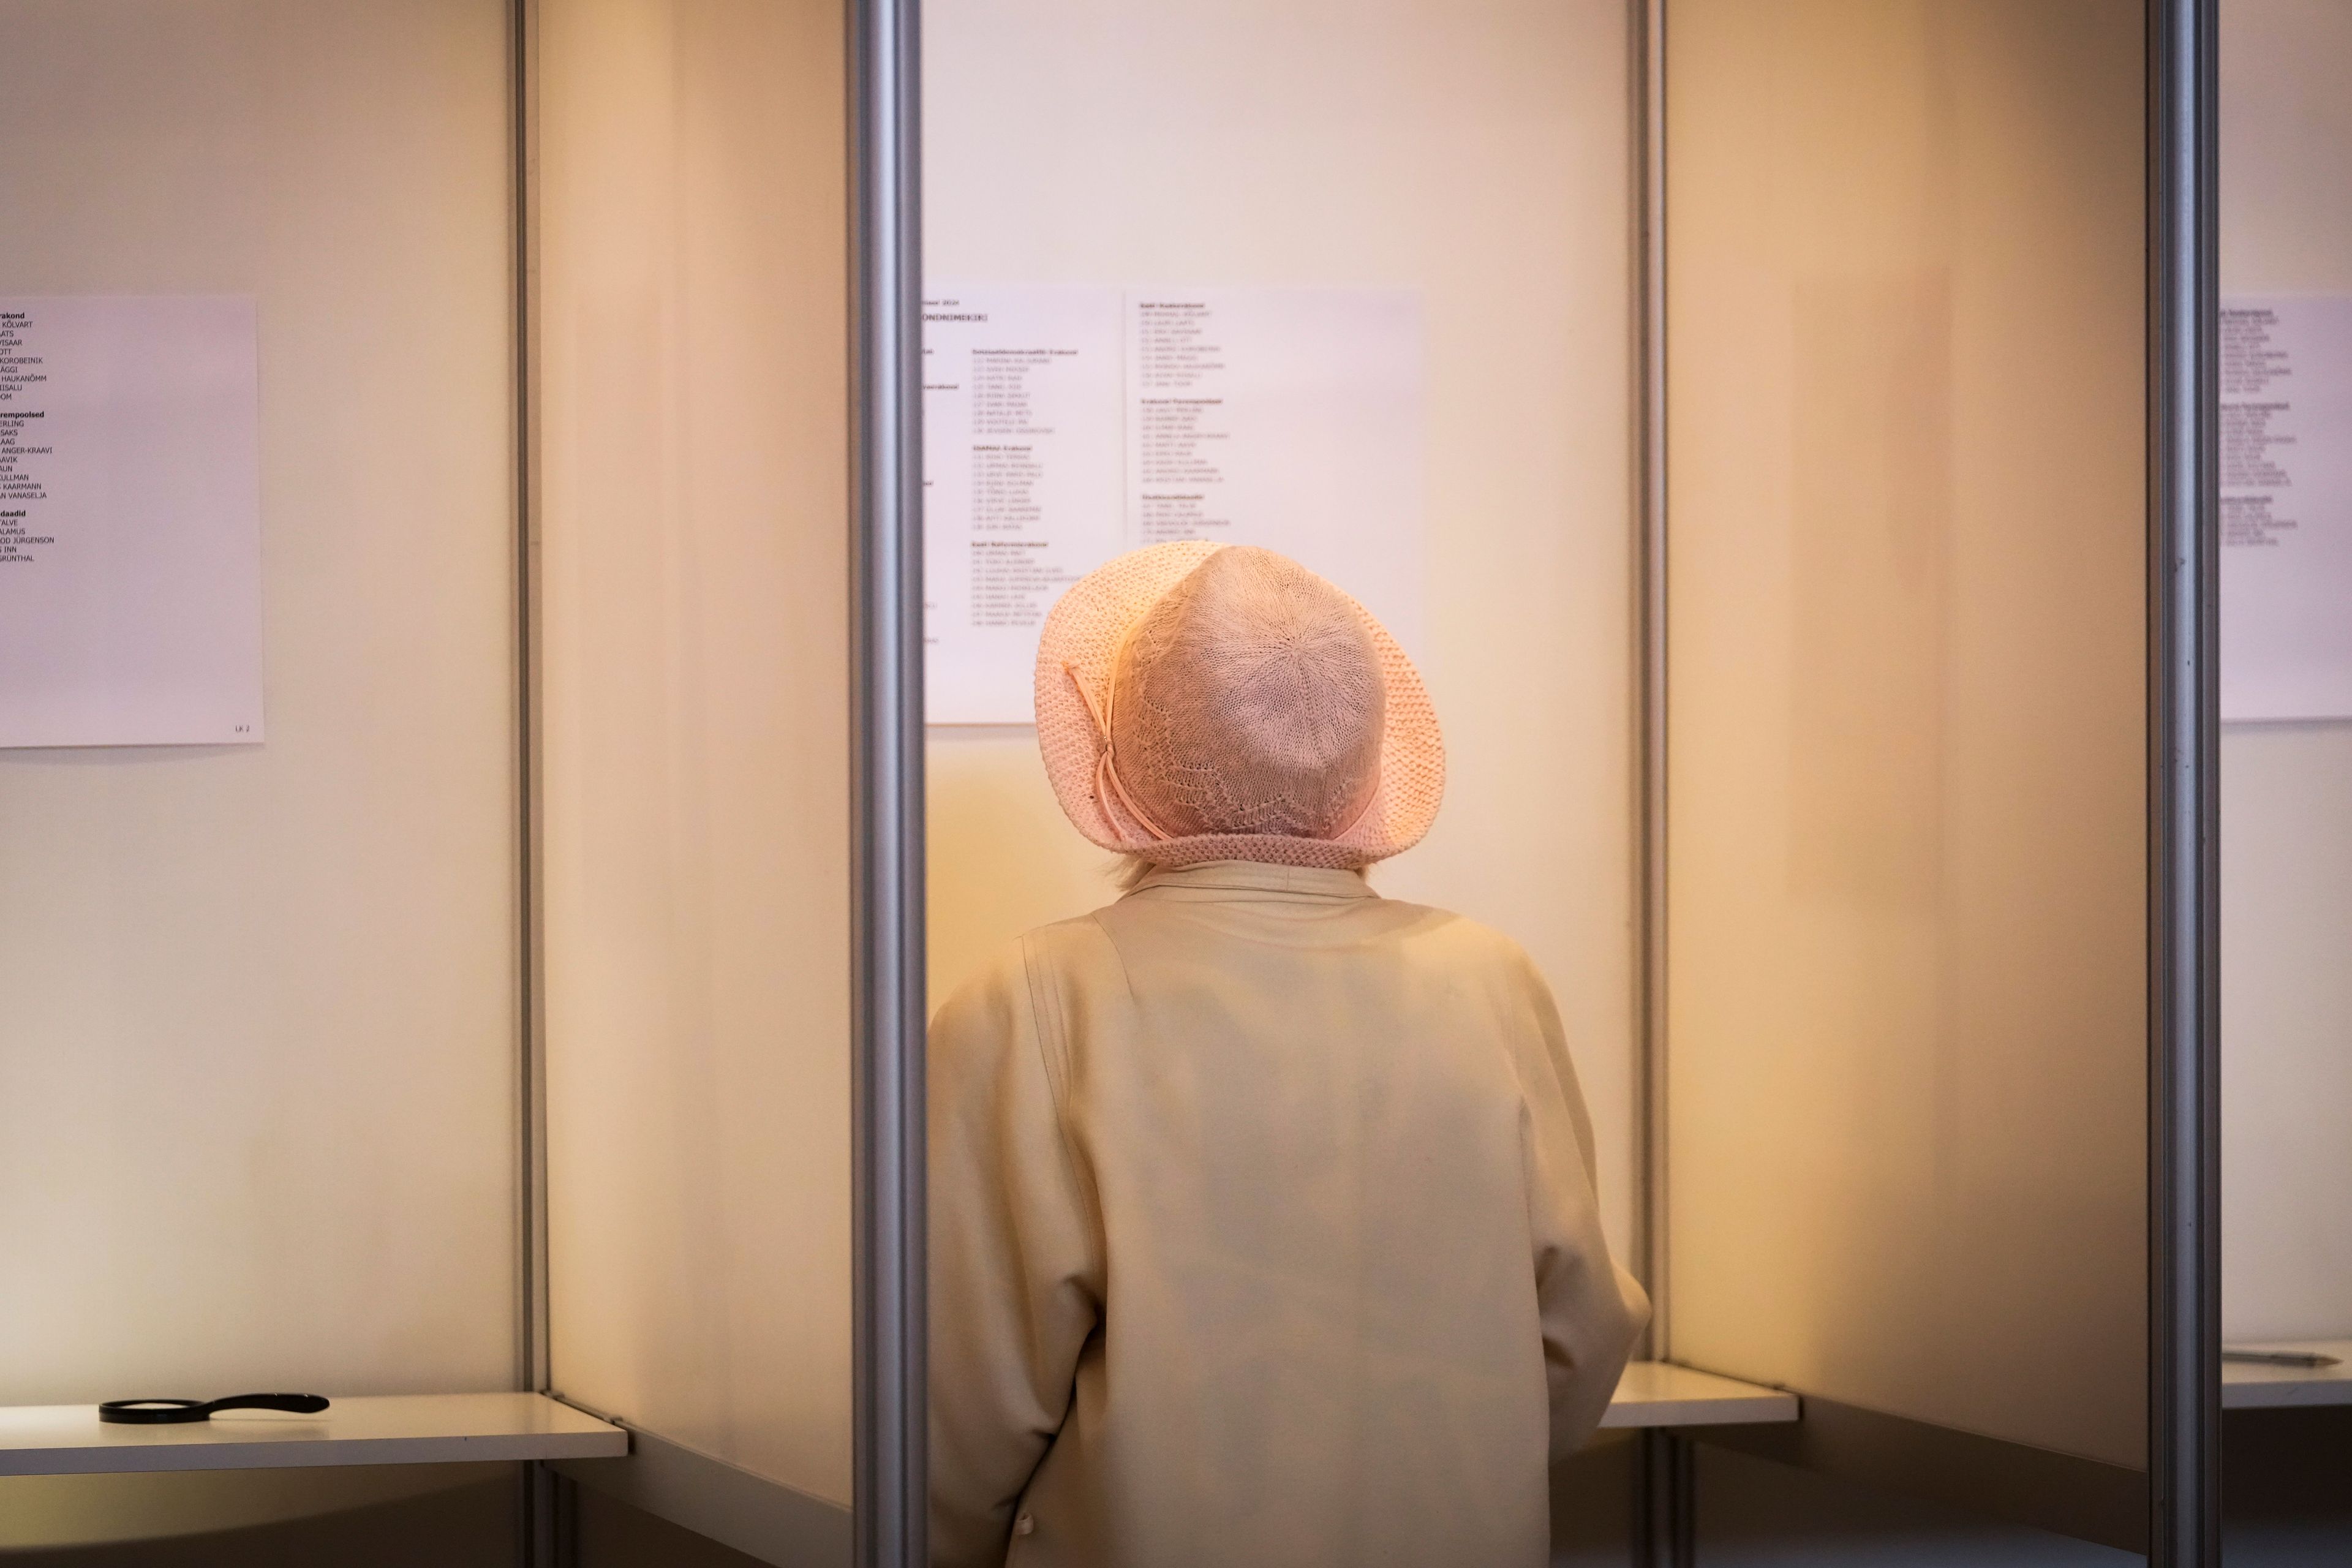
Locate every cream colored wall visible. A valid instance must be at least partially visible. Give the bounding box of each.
[0,0,518,1406]
[537,0,854,1507]
[1665,0,2148,1468]
[922,0,1642,1259]
[2218,0,2352,1343]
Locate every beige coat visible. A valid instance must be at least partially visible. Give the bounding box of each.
[929,861,1647,1568]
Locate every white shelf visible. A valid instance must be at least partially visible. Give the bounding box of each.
[1599,1361,1800,1428]
[0,1393,627,1477]
[2223,1341,2352,1411]
[0,1368,1779,1479]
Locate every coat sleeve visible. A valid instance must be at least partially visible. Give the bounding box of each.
[1505,948,1651,1455]
[929,937,1105,1568]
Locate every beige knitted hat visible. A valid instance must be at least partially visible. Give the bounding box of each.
[1034,541,1444,869]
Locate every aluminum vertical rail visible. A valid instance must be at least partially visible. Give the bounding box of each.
[850,2,927,1566]
[1633,0,1671,1378]
[510,0,551,1412]
[1634,8,1694,1561]
[2146,1,2220,1563]
[511,4,558,1564]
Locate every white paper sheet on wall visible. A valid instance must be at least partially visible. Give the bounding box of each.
[0,295,265,748]
[924,285,1427,725]
[922,287,1127,725]
[1125,288,1426,665]
[2222,296,2352,723]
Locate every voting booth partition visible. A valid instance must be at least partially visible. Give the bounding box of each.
[0,0,565,1554]
[0,0,2253,1565]
[0,0,876,1559]
[1660,0,2166,1548]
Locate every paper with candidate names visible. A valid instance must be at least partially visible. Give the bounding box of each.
[1125,289,1425,672]
[922,285,1426,725]
[922,288,1126,726]
[2222,296,2352,723]
[0,295,265,747]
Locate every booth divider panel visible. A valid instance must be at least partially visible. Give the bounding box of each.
[1664,0,2149,1469]
[537,0,854,1511]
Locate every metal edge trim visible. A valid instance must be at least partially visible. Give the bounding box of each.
[1632,6,1681,1564]
[848,2,927,1566]
[1692,1394,2151,1555]
[554,1427,852,1568]
[2144,2,2221,1564]
[510,0,551,1406]
[1632,0,1670,1370]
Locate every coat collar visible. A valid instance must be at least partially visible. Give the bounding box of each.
[1125,860,1379,902]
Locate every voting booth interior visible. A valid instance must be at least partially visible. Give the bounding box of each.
[918,2,1660,1555]
[0,0,862,1562]
[920,0,1648,1314]
[0,0,545,1555]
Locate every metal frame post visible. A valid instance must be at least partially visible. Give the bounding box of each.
[1634,6,1691,1562]
[2146,1,2221,1563]
[1632,0,1670,1374]
[850,2,927,1566]
[510,0,551,1412]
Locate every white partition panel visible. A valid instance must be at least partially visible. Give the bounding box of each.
[538,0,854,1512]
[2218,0,2352,1345]
[0,0,519,1403]
[921,0,1643,1258]
[1665,0,2149,1474]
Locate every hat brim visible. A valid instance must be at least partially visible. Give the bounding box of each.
[1033,541,1444,869]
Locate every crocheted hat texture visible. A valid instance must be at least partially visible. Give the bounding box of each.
[1033,542,1444,869]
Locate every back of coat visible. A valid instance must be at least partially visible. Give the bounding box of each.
[928,861,1646,1568]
